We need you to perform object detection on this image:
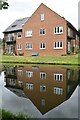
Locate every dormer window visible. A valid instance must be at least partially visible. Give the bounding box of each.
[40,14,44,21]
[11,25,17,27]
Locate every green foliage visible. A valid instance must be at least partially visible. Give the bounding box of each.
[67,50,71,54]
[78,29,80,40]
[0,0,9,10]
[1,109,32,120]
[74,46,78,54]
[0,38,5,49]
[3,52,14,56]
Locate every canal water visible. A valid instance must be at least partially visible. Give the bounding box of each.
[0,64,80,118]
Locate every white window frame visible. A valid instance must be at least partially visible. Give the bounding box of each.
[41,99,45,106]
[40,42,46,49]
[26,83,33,90]
[54,87,63,95]
[40,85,46,92]
[25,30,32,37]
[39,28,46,36]
[26,71,33,78]
[54,26,63,34]
[9,79,16,86]
[40,72,46,79]
[41,14,44,21]
[18,69,23,76]
[54,41,63,49]
[17,32,22,38]
[25,43,33,50]
[18,80,23,87]
[17,44,22,50]
[54,73,63,81]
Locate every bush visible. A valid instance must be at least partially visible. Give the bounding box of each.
[1,109,33,120]
[3,52,15,56]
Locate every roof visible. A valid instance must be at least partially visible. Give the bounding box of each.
[67,21,80,36]
[3,3,79,36]
[3,17,29,33]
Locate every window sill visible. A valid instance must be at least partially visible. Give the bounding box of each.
[54,33,63,35]
[25,36,32,38]
[40,48,46,50]
[54,47,63,50]
[17,49,22,51]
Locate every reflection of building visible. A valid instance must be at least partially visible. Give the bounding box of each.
[4,65,79,114]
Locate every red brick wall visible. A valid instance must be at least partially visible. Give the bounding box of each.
[22,3,67,56]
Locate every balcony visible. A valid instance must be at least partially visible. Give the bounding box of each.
[67,28,76,40]
[67,35,75,40]
[6,37,16,44]
[6,40,16,44]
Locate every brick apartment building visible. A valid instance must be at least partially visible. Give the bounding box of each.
[3,3,80,56]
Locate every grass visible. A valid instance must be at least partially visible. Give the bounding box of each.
[0,109,35,120]
[0,54,80,65]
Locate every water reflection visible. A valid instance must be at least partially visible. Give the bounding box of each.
[3,64,79,115]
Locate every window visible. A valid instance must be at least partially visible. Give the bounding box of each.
[68,27,70,36]
[18,69,23,76]
[12,25,17,27]
[41,99,45,106]
[54,87,63,95]
[54,74,63,81]
[7,45,14,53]
[26,43,32,50]
[67,69,71,80]
[8,33,14,41]
[41,14,44,21]
[40,85,46,92]
[26,83,33,90]
[40,28,46,35]
[17,44,22,50]
[54,41,63,49]
[18,80,23,87]
[25,30,32,37]
[17,32,22,38]
[54,26,63,34]
[40,43,46,49]
[9,79,16,86]
[40,72,46,79]
[26,71,33,78]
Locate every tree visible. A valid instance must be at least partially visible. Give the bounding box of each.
[78,29,80,40]
[0,0,9,10]
[78,29,80,33]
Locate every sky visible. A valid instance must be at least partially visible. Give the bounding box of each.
[0,0,80,38]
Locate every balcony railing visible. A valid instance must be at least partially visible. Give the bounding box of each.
[6,38,16,44]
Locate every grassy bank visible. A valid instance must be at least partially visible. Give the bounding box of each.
[1,54,80,65]
[0,109,34,120]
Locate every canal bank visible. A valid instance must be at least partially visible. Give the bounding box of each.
[1,54,80,66]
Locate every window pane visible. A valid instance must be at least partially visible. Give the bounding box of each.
[41,14,44,21]
[60,42,62,47]
[57,42,59,47]
[57,27,59,33]
[40,29,42,34]
[18,32,22,38]
[43,43,45,48]
[55,42,56,48]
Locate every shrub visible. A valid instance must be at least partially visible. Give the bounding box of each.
[1,109,32,120]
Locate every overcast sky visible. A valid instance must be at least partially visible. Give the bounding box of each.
[0,0,80,38]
